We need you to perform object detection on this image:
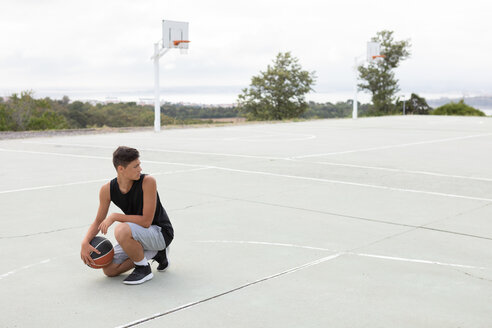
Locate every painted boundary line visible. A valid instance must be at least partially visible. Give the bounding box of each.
[194,240,486,270]
[0,148,218,169]
[0,148,209,168]
[0,167,212,194]
[211,166,492,203]
[0,258,51,280]
[21,140,492,182]
[22,141,288,160]
[0,177,109,194]
[290,132,492,159]
[114,253,343,328]
[2,239,485,283]
[351,252,485,269]
[312,161,492,183]
[0,148,491,202]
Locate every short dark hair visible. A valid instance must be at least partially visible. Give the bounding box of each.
[113,146,139,169]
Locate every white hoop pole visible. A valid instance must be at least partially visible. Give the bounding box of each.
[153,43,161,132]
[353,57,358,120]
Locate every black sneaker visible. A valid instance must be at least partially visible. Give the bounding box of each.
[152,247,170,272]
[123,264,153,285]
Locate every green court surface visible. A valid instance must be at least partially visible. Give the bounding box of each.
[1,115,491,327]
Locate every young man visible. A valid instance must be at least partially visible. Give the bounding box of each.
[80,146,174,285]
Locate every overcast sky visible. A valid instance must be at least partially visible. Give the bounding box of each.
[1,0,491,103]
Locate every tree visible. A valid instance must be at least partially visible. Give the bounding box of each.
[237,52,316,120]
[8,91,37,130]
[395,93,432,115]
[358,31,411,115]
[66,101,92,128]
[61,95,70,106]
[301,100,371,119]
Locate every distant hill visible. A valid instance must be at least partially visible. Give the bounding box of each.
[427,96,492,110]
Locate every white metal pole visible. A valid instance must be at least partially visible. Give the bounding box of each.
[154,43,161,132]
[353,57,358,120]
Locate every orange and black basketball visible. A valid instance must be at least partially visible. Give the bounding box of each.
[88,236,114,269]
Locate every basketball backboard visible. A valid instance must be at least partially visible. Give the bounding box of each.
[367,41,382,61]
[162,20,189,49]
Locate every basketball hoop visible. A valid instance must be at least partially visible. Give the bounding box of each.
[173,40,190,46]
[173,40,190,54]
[354,42,385,120]
[371,54,386,64]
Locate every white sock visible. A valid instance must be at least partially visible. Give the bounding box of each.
[134,257,148,266]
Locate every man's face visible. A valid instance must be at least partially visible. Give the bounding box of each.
[120,159,142,180]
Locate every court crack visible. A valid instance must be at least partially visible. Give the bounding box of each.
[0,224,89,239]
[165,187,492,242]
[170,199,231,212]
[456,269,492,283]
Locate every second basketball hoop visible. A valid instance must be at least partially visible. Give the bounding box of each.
[152,20,190,132]
[367,41,384,62]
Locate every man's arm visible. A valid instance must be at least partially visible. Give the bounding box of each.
[98,175,157,233]
[80,182,111,266]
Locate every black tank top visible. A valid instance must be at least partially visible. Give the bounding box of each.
[110,174,173,246]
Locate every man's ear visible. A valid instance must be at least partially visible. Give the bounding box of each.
[117,165,125,173]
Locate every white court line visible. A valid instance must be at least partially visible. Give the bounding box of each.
[22,141,287,160]
[115,252,343,328]
[195,240,486,270]
[0,252,80,281]
[352,252,485,270]
[0,167,211,194]
[290,132,492,159]
[1,148,491,202]
[159,129,316,142]
[237,127,316,138]
[210,166,492,203]
[22,141,492,182]
[0,147,210,168]
[221,130,316,141]
[0,259,51,280]
[0,177,109,194]
[311,161,492,183]
[195,240,334,252]
[0,147,112,160]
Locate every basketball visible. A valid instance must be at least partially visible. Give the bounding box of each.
[88,236,114,269]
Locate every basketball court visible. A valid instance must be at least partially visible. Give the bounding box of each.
[1,115,491,327]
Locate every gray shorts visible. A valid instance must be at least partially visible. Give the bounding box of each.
[113,222,167,264]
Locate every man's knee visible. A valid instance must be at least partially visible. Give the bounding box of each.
[103,259,133,277]
[114,223,132,243]
[103,264,120,277]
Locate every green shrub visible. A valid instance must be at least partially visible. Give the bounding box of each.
[0,104,14,131]
[431,100,485,116]
[27,111,69,130]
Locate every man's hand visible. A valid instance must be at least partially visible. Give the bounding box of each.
[98,213,117,235]
[80,242,100,266]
